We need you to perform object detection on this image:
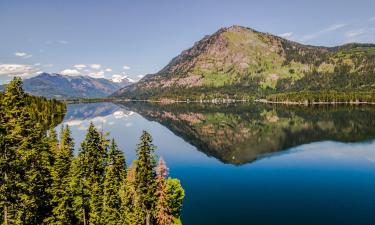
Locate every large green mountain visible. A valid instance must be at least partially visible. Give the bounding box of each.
[112,25,375,100]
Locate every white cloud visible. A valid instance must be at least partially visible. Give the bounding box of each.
[73,64,86,70]
[326,23,347,31]
[88,70,105,78]
[300,23,347,42]
[279,32,293,38]
[64,120,83,127]
[105,68,112,72]
[0,64,40,77]
[123,65,130,70]
[90,64,101,70]
[60,69,81,76]
[345,29,366,38]
[14,52,32,59]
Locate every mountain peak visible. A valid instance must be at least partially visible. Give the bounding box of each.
[110,25,375,100]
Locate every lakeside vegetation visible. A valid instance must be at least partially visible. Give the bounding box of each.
[263,91,375,105]
[0,78,184,225]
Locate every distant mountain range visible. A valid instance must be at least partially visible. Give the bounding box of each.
[112,25,375,100]
[1,73,134,99]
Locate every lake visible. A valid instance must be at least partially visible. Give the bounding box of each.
[57,102,375,225]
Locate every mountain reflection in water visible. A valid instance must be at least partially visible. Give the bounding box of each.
[62,102,375,165]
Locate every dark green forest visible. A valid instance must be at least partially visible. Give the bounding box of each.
[0,78,184,225]
[264,91,375,104]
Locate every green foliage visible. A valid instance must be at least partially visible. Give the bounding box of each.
[135,131,157,225]
[71,122,107,225]
[0,78,66,225]
[165,179,185,218]
[112,27,375,101]
[47,125,76,225]
[1,78,185,224]
[102,139,126,225]
[265,91,375,104]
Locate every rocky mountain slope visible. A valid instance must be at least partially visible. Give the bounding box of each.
[1,73,133,99]
[112,25,375,100]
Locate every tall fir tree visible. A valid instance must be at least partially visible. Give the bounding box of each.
[134,131,157,225]
[1,78,50,225]
[120,162,143,225]
[102,139,126,225]
[15,123,54,224]
[47,125,76,225]
[71,122,107,225]
[0,78,27,224]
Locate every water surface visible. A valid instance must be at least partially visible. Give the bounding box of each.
[57,102,375,225]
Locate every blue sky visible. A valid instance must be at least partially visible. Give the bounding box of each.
[1,0,375,84]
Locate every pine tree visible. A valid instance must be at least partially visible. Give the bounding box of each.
[134,131,157,225]
[0,77,43,224]
[155,158,173,225]
[0,78,25,224]
[15,123,54,224]
[71,122,107,225]
[102,139,126,225]
[47,125,76,225]
[120,162,143,225]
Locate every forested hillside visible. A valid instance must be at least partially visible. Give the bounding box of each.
[0,78,184,225]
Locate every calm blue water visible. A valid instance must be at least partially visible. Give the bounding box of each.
[57,102,375,225]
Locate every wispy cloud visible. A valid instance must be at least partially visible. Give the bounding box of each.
[58,40,68,44]
[45,40,69,45]
[369,16,375,22]
[60,69,81,76]
[88,70,105,78]
[123,65,130,70]
[90,64,101,70]
[326,24,347,31]
[105,68,112,72]
[279,32,293,39]
[300,23,347,42]
[14,52,32,59]
[345,29,366,38]
[0,64,41,77]
[73,64,87,70]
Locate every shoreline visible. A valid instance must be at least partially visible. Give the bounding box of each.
[255,99,375,105]
[64,98,375,106]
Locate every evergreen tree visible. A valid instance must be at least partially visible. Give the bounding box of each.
[0,78,26,224]
[134,131,157,225]
[71,123,107,225]
[1,77,45,224]
[102,139,126,225]
[47,125,76,225]
[120,162,143,225]
[15,123,54,224]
